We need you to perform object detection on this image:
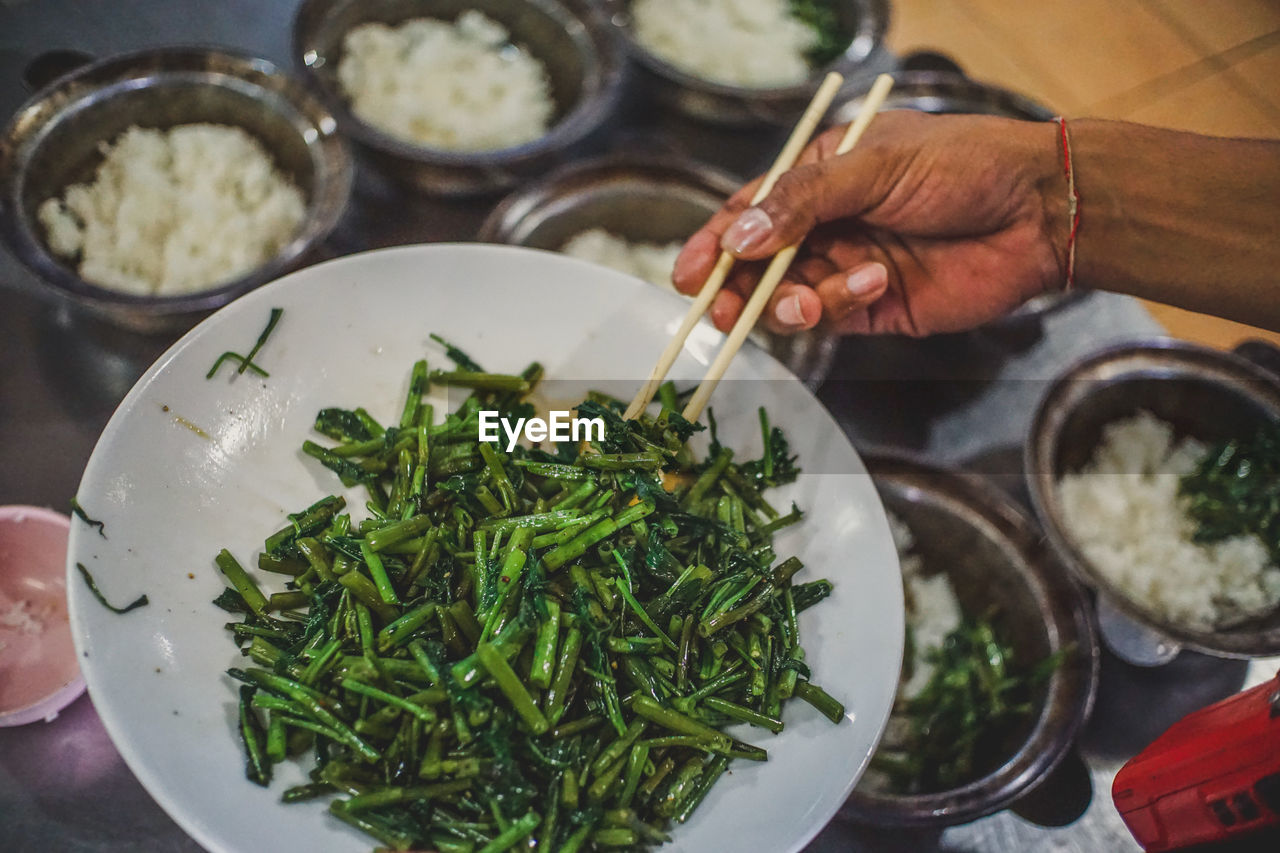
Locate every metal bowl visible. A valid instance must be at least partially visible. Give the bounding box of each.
[830,68,1055,124]
[0,47,353,334]
[841,453,1098,827]
[293,0,624,196]
[1025,340,1280,658]
[478,154,839,386]
[604,0,890,126]
[830,69,1082,326]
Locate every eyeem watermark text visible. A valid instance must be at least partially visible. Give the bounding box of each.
[479,410,605,452]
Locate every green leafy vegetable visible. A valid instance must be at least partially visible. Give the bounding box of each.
[212,354,840,850]
[76,562,148,614]
[789,0,850,66]
[1179,421,1280,565]
[870,616,1062,794]
[429,333,485,373]
[314,409,374,443]
[740,407,800,489]
[207,307,284,379]
[70,497,107,538]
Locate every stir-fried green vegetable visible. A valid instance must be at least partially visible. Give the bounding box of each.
[1180,421,1280,565]
[213,345,841,851]
[71,496,107,539]
[789,0,850,66]
[77,562,148,615]
[870,615,1060,795]
[207,307,284,379]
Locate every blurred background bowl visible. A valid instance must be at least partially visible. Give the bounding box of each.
[293,0,624,196]
[479,154,839,386]
[841,453,1098,827]
[604,0,889,126]
[0,47,352,335]
[1025,340,1280,658]
[831,67,1054,122]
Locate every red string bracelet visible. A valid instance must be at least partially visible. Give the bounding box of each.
[1055,116,1081,290]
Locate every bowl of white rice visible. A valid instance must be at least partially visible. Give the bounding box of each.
[604,0,889,125]
[478,154,839,386]
[0,48,352,333]
[1026,340,1280,658]
[293,0,624,195]
[840,454,1097,827]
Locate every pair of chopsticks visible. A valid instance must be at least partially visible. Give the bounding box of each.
[623,72,896,423]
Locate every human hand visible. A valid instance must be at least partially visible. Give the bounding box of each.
[671,111,1069,336]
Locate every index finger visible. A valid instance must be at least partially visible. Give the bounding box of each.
[672,125,855,295]
[672,174,765,295]
[696,172,769,248]
[702,127,845,238]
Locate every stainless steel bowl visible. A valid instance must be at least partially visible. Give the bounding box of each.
[0,47,353,334]
[830,68,1055,124]
[478,154,839,386]
[293,0,624,196]
[830,69,1082,326]
[841,453,1098,827]
[604,0,889,126]
[1025,340,1280,658]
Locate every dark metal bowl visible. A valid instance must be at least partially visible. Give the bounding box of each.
[603,0,890,126]
[830,68,1055,124]
[0,47,353,334]
[479,154,727,248]
[478,154,839,386]
[841,453,1098,827]
[1025,340,1280,658]
[293,0,624,196]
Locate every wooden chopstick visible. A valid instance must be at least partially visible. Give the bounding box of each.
[681,73,896,423]
[622,71,847,421]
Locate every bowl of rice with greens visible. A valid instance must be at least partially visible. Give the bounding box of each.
[604,0,888,125]
[0,47,352,332]
[293,0,623,195]
[1027,340,1280,657]
[840,454,1097,828]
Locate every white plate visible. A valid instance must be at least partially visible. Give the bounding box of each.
[68,244,903,853]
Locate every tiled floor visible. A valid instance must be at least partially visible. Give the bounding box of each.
[887,0,1280,350]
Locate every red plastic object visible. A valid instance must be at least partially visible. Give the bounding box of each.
[1113,670,1280,851]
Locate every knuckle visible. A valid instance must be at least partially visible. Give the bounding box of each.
[760,171,818,233]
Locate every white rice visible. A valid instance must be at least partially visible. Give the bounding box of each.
[38,124,305,296]
[337,12,554,151]
[560,229,681,291]
[887,511,964,700]
[1057,411,1280,629]
[632,0,818,88]
[858,510,963,793]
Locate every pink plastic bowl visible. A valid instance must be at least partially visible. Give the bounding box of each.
[0,505,84,726]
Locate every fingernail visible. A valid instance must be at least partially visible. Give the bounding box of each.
[775,294,805,327]
[721,208,773,254]
[846,262,887,297]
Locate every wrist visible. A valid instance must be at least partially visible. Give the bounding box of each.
[1030,118,1072,293]
[1055,120,1280,329]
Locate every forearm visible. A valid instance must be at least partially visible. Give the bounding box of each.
[1067,119,1280,330]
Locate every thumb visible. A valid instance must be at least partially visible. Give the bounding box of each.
[719,155,884,260]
